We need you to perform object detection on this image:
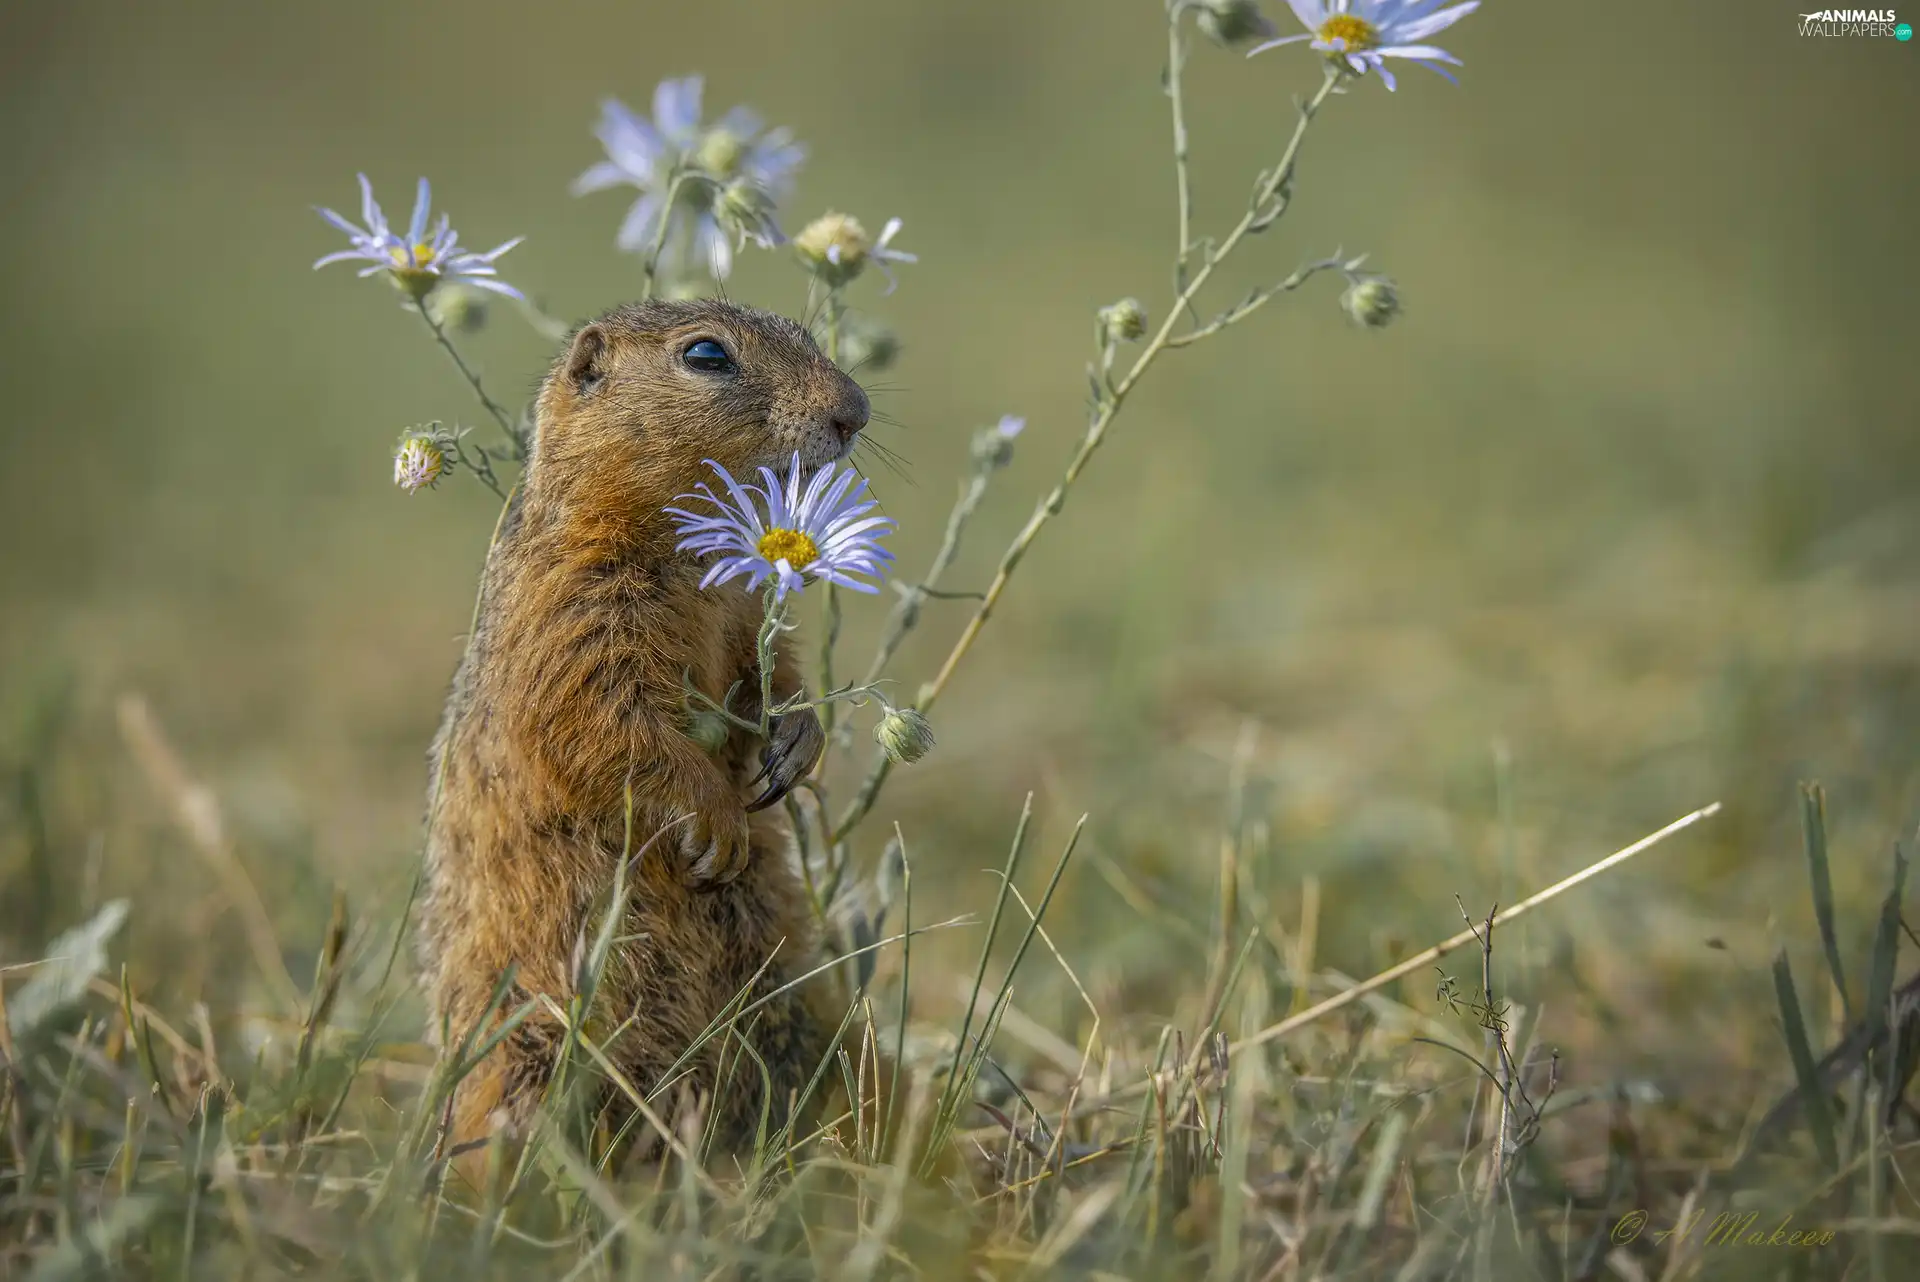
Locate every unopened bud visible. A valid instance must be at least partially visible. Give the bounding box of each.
[715,179,783,251]
[838,314,901,374]
[684,707,731,754]
[1099,297,1148,343]
[970,414,1026,469]
[874,706,936,764]
[393,429,450,494]
[1195,0,1278,47]
[426,282,490,335]
[1340,276,1401,330]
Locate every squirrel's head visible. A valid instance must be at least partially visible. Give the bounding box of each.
[530,300,870,517]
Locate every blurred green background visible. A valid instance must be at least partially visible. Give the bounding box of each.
[3,0,1918,1116]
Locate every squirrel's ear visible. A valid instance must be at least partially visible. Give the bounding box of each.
[565,324,608,395]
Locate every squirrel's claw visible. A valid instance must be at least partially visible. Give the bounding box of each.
[746,707,824,813]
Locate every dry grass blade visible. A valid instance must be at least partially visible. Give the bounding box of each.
[114,693,302,1015]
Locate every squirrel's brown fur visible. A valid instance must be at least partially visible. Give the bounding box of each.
[416,299,871,1182]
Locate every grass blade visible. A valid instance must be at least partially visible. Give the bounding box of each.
[1802,782,1852,1027]
[1772,948,1839,1170]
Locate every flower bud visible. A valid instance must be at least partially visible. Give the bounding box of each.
[715,179,783,251]
[426,282,490,335]
[838,314,901,374]
[661,280,706,302]
[393,430,449,494]
[874,706,936,764]
[970,414,1026,470]
[793,211,871,287]
[1099,297,1148,343]
[1340,275,1401,330]
[684,707,732,754]
[1195,0,1278,47]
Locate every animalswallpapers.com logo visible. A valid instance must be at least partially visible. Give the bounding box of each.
[1798,8,1912,37]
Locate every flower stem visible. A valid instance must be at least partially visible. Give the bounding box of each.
[756,587,782,737]
[1167,2,1196,274]
[918,65,1341,715]
[818,288,847,736]
[639,169,691,301]
[417,305,522,458]
[833,64,1344,844]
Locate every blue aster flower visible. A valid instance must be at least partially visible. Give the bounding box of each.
[666,454,895,601]
[1249,0,1479,90]
[313,175,523,301]
[572,75,806,279]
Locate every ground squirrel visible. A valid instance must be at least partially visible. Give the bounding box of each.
[416,298,870,1179]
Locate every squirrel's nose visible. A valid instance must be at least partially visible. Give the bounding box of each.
[829,381,870,444]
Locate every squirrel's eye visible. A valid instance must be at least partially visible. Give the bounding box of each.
[683,339,733,373]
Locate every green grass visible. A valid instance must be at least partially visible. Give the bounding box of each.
[4,691,1918,1279]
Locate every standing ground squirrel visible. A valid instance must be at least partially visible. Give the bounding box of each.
[417,299,871,1179]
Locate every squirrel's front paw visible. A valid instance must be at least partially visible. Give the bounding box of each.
[680,798,752,887]
[745,707,825,814]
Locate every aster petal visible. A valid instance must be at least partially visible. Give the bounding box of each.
[1376,43,1463,64]
[615,192,667,253]
[312,249,371,270]
[1388,1,1478,41]
[457,277,526,300]
[573,160,637,196]
[1376,61,1399,90]
[653,76,705,143]
[697,214,734,280]
[710,463,771,538]
[1246,33,1314,56]
[357,173,385,237]
[407,178,431,245]
[315,206,365,238]
[1285,0,1331,26]
[717,105,764,139]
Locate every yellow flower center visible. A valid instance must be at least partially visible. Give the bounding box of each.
[1318,13,1379,50]
[695,129,746,177]
[758,527,818,569]
[389,242,437,270]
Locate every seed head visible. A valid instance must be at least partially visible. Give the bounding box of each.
[1340,275,1401,329]
[1099,297,1148,343]
[874,706,936,764]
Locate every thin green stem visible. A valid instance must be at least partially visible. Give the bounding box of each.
[756,587,782,737]
[639,169,692,301]
[818,288,847,736]
[832,66,1344,845]
[1168,2,1196,273]
[416,304,520,456]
